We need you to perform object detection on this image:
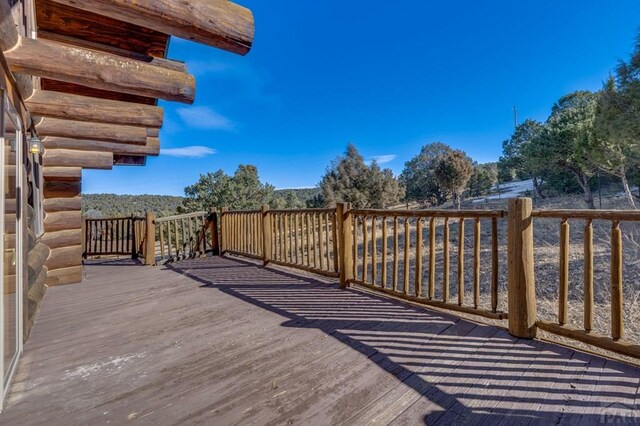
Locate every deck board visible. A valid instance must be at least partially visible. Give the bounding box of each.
[3,256,640,424]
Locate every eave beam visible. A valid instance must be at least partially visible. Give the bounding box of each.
[43,136,160,156]
[26,90,164,128]
[49,0,255,55]
[36,118,150,144]
[43,148,113,170]
[4,37,195,103]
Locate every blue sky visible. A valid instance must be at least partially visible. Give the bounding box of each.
[83,1,640,195]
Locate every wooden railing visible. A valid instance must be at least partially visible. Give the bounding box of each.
[152,211,217,264]
[217,199,640,359]
[86,199,639,359]
[347,208,505,320]
[83,216,145,259]
[219,207,339,278]
[220,209,263,260]
[267,208,339,277]
[530,208,640,358]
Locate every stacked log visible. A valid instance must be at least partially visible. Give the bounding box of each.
[42,173,83,286]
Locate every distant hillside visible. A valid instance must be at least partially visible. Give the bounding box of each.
[82,194,185,218]
[82,188,322,218]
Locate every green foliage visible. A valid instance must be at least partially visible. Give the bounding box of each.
[590,36,640,208]
[82,194,184,218]
[434,150,474,209]
[318,144,404,208]
[515,91,599,208]
[498,119,553,199]
[180,165,305,212]
[467,163,497,197]
[400,142,452,206]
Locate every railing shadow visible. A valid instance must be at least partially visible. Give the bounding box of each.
[166,256,640,424]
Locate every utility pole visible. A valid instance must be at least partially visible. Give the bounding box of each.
[513,105,518,129]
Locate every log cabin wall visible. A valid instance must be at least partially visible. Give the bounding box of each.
[1,0,255,320]
[40,174,82,286]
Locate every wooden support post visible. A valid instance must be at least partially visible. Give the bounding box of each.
[144,211,156,266]
[611,221,623,340]
[261,205,271,266]
[507,198,537,338]
[559,219,570,325]
[337,203,353,288]
[220,207,228,254]
[583,219,593,333]
[210,211,220,256]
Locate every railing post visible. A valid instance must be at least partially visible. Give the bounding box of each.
[130,215,139,260]
[337,202,353,288]
[81,215,87,259]
[261,205,271,266]
[507,198,537,338]
[145,211,156,266]
[220,207,228,254]
[210,211,220,256]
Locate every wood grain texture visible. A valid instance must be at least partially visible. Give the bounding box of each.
[583,220,594,333]
[558,219,569,326]
[48,0,255,55]
[41,228,82,249]
[43,148,113,170]
[27,90,164,127]
[44,137,160,156]
[44,265,82,286]
[36,117,148,144]
[6,36,196,103]
[44,210,82,232]
[611,221,623,340]
[46,244,83,270]
[43,196,81,212]
[36,0,169,56]
[42,167,82,181]
[3,256,639,424]
[43,180,81,198]
[507,198,537,338]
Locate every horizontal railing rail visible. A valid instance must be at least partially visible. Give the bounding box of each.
[347,208,506,320]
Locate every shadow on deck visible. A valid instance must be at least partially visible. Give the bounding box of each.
[4,256,640,424]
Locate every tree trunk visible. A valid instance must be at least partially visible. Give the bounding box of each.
[454,193,461,210]
[573,172,595,210]
[532,176,545,200]
[620,168,637,209]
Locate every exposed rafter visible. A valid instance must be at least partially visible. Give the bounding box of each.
[43,148,114,170]
[48,0,255,55]
[4,37,196,103]
[26,90,164,128]
[43,137,160,156]
[36,117,149,144]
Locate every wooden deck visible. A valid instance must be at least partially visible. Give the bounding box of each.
[3,256,640,425]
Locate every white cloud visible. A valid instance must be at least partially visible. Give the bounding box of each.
[161,146,217,158]
[176,106,235,131]
[370,154,397,165]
